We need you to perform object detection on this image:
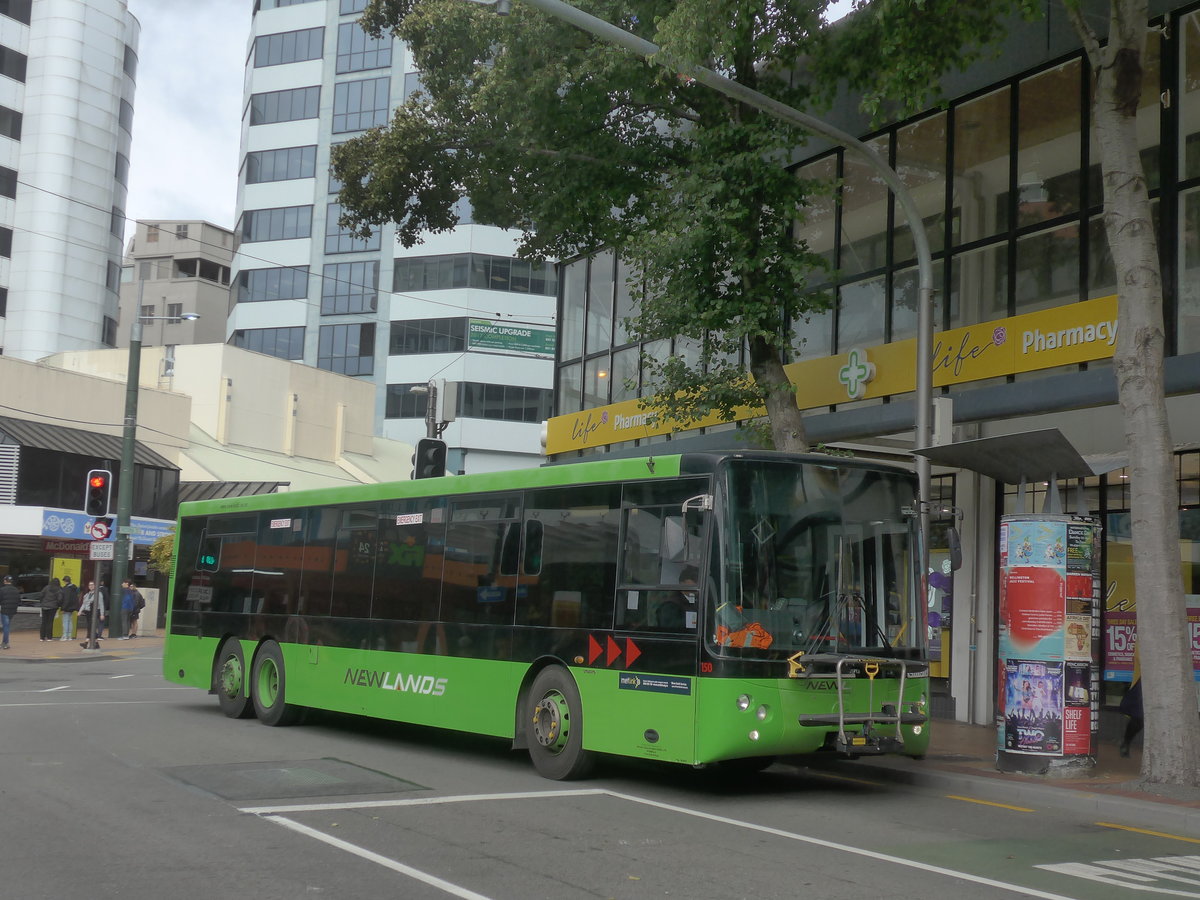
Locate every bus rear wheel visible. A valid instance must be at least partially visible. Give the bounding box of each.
[251,641,303,727]
[524,667,594,780]
[215,638,253,719]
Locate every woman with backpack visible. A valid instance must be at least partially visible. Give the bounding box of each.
[39,577,62,641]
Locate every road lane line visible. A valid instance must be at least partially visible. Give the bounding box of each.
[241,788,606,816]
[946,794,1035,812]
[1095,823,1200,845]
[110,673,135,679]
[606,790,1082,900]
[39,685,69,692]
[264,814,495,900]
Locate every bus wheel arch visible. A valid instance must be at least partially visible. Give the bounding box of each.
[513,656,568,750]
[250,639,304,727]
[522,663,595,780]
[213,636,254,719]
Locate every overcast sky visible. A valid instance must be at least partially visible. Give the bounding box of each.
[124,0,249,239]
[120,0,856,244]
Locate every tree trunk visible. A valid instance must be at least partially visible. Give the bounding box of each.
[747,334,809,452]
[1074,0,1200,785]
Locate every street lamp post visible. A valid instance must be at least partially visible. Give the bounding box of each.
[109,311,199,638]
[465,0,936,553]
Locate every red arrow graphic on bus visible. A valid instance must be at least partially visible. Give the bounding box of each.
[606,636,621,666]
[625,638,641,667]
[587,634,603,665]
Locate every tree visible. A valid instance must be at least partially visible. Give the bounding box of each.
[338,0,843,450]
[336,0,1198,784]
[148,532,175,579]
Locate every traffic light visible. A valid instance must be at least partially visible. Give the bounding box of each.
[413,437,447,479]
[84,469,112,517]
[196,533,222,572]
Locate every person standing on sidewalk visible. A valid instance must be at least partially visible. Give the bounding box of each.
[38,577,62,642]
[78,580,106,645]
[119,580,143,639]
[58,575,80,641]
[1119,643,1144,758]
[0,574,20,649]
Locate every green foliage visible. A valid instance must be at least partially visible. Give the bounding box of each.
[147,532,175,578]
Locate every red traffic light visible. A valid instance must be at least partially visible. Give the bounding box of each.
[85,468,113,517]
[89,473,108,489]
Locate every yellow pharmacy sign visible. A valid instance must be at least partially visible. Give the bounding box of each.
[544,295,1118,455]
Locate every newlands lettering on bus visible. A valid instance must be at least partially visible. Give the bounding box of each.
[344,668,447,696]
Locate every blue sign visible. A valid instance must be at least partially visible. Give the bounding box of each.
[41,508,173,546]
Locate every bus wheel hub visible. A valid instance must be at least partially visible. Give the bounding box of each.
[219,658,242,699]
[533,693,569,752]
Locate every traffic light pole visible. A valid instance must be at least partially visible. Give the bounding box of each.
[110,318,144,639]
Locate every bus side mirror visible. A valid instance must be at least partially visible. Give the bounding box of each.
[947,526,962,571]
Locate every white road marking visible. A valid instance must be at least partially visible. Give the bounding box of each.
[264,815,495,900]
[39,685,69,692]
[1038,855,1200,896]
[110,673,135,679]
[246,789,1082,900]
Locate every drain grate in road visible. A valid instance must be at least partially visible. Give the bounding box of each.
[162,758,427,801]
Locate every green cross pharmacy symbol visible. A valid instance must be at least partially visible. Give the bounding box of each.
[838,348,876,400]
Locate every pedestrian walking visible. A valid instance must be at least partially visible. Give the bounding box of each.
[120,580,144,639]
[1119,643,1144,758]
[59,575,80,641]
[78,580,106,645]
[0,574,20,649]
[39,577,63,641]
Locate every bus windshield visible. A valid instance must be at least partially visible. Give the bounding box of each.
[711,458,924,660]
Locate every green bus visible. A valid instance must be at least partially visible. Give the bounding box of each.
[162,450,930,779]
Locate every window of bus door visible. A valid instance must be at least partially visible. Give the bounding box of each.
[617,478,708,633]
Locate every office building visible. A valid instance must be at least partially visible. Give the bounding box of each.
[0,0,139,360]
[231,0,556,474]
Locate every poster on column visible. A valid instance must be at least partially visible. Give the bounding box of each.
[1003,659,1063,754]
[998,516,1100,761]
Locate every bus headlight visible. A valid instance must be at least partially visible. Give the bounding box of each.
[912,725,923,736]
[736,694,752,711]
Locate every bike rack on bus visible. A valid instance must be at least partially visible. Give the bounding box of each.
[791,653,928,755]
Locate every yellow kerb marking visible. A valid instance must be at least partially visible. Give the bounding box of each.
[1096,822,1200,844]
[945,794,1034,812]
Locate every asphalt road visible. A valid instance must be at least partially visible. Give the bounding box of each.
[2,647,1197,900]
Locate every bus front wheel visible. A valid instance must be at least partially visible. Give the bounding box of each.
[251,641,303,727]
[524,667,594,780]
[215,638,253,719]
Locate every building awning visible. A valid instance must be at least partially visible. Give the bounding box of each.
[0,415,176,469]
[179,481,287,503]
[914,429,1097,483]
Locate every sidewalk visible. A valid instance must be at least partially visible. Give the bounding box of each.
[0,613,163,661]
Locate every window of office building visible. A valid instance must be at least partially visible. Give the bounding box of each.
[318,323,375,375]
[385,381,552,422]
[245,146,317,184]
[122,44,136,79]
[332,77,390,133]
[325,202,380,253]
[240,205,312,242]
[250,86,320,125]
[393,253,557,296]
[0,164,14,199]
[257,0,322,9]
[337,22,391,73]
[238,266,309,303]
[106,261,120,293]
[254,27,323,68]
[384,383,428,419]
[119,99,133,134]
[0,46,26,83]
[139,257,171,280]
[0,104,19,141]
[115,152,129,187]
[166,303,184,323]
[232,326,305,360]
[0,1,31,25]
[839,135,891,278]
[321,260,378,314]
[340,0,369,13]
[389,317,467,354]
[110,208,124,238]
[176,223,188,239]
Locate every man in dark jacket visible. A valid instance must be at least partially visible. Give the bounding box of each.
[0,574,21,649]
[59,575,80,642]
[39,577,62,642]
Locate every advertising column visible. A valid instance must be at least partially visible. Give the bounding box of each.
[997,515,1101,774]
